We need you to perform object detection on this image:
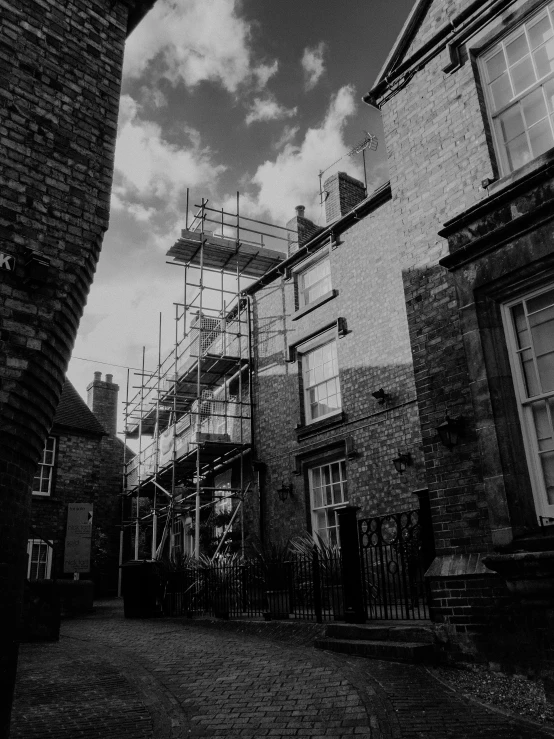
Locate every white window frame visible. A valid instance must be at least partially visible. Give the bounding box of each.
[33,436,56,496]
[298,329,342,425]
[503,283,554,522]
[295,251,332,310]
[480,2,554,175]
[26,538,53,580]
[308,459,348,546]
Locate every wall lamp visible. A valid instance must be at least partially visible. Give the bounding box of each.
[372,388,391,405]
[277,481,293,502]
[392,451,412,474]
[436,416,464,450]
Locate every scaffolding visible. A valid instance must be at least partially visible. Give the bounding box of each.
[122,194,290,561]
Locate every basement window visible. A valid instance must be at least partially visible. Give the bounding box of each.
[481,3,554,174]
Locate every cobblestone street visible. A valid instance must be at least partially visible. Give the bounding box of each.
[10,601,552,739]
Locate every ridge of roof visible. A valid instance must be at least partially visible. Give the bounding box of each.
[372,0,432,89]
[53,380,107,436]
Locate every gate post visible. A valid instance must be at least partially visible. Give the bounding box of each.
[337,506,366,624]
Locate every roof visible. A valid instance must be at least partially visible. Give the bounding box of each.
[372,0,432,89]
[53,380,107,436]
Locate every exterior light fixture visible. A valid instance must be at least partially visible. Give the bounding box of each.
[277,481,293,502]
[392,451,412,474]
[372,388,390,405]
[436,416,464,450]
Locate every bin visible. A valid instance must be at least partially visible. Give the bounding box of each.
[121,560,160,618]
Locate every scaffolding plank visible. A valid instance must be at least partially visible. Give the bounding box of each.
[167,229,285,278]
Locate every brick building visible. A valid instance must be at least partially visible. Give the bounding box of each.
[245,173,427,547]
[362,0,554,670]
[28,373,128,594]
[0,0,157,733]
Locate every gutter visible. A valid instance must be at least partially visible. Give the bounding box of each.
[363,0,513,107]
[242,181,392,296]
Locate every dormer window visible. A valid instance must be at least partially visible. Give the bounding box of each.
[481,3,554,174]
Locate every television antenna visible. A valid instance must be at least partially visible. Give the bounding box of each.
[318,131,378,208]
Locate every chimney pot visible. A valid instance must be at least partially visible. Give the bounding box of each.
[106,374,113,384]
[295,205,305,217]
[94,371,102,381]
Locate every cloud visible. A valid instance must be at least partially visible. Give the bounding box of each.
[123,0,278,94]
[113,95,226,220]
[273,125,300,150]
[302,42,326,91]
[248,85,361,224]
[245,97,297,125]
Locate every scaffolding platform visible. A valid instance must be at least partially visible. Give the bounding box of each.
[167,229,286,279]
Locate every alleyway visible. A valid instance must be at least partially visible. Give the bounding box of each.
[10,601,551,739]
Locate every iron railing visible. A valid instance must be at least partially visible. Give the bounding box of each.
[359,509,430,620]
[161,550,344,623]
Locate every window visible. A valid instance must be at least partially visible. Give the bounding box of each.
[504,284,554,520]
[302,338,342,424]
[309,460,348,545]
[26,539,52,580]
[482,3,554,174]
[298,255,331,309]
[33,436,56,496]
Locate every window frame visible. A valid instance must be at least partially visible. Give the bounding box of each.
[479,1,554,175]
[502,282,554,521]
[297,329,342,426]
[33,436,57,496]
[26,538,53,580]
[295,250,332,311]
[308,458,348,546]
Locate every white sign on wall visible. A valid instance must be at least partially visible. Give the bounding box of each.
[64,503,93,574]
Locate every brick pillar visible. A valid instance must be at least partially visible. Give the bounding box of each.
[323,172,366,224]
[87,373,119,436]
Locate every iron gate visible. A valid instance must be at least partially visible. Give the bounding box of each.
[358,508,431,620]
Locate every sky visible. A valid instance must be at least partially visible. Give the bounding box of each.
[66,0,416,434]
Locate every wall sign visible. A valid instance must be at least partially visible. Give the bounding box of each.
[0,253,15,271]
[64,503,93,574]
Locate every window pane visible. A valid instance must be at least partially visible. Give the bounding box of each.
[529,303,554,354]
[546,78,554,111]
[506,132,532,169]
[491,72,513,110]
[529,117,554,157]
[527,287,554,313]
[507,33,530,65]
[529,15,553,50]
[511,56,536,95]
[532,401,554,451]
[520,347,541,397]
[512,303,530,348]
[537,353,554,392]
[540,450,554,504]
[522,88,548,126]
[486,50,507,81]
[534,37,554,77]
[500,106,525,142]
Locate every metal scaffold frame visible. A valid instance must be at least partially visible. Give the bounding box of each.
[121,193,289,562]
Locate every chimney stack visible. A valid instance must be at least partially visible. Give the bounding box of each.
[87,373,119,436]
[286,205,321,256]
[323,171,366,224]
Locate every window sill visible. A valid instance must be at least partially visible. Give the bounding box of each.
[487,147,554,200]
[296,411,345,440]
[292,290,338,321]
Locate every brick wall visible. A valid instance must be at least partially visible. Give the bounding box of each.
[0,0,152,731]
[252,196,427,546]
[379,9,496,558]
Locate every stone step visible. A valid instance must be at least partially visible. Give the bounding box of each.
[314,637,435,663]
[325,623,435,644]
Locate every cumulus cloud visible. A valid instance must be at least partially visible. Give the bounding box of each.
[273,125,300,150]
[123,0,278,94]
[245,97,297,125]
[113,95,226,218]
[302,42,326,90]
[249,85,361,223]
